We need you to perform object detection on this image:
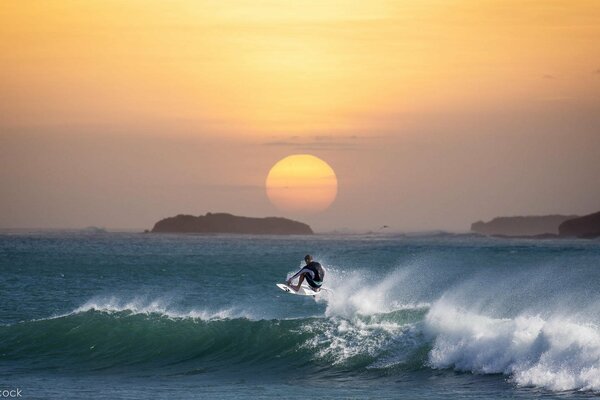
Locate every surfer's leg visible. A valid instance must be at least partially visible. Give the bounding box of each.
[305,276,321,292]
[290,274,305,291]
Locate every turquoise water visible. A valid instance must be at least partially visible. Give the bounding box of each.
[2,232,600,399]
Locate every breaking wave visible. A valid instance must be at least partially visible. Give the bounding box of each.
[4,261,600,393]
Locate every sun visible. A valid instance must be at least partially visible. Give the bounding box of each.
[266,154,338,214]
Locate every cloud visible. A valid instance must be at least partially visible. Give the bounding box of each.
[262,141,358,150]
[542,74,555,79]
[262,141,298,147]
[204,184,263,191]
[261,135,360,150]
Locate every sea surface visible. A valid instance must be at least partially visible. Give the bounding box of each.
[2,231,600,399]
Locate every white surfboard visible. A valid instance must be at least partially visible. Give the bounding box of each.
[276,283,321,296]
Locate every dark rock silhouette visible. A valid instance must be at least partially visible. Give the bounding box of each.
[151,212,313,235]
[559,211,600,238]
[471,215,578,236]
[490,233,559,240]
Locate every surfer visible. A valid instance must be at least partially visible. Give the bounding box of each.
[286,254,325,292]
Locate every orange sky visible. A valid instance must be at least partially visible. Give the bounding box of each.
[3,0,599,134]
[1,1,599,231]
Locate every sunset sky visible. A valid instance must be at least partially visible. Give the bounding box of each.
[1,1,599,232]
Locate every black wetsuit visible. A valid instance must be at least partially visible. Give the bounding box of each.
[290,261,325,289]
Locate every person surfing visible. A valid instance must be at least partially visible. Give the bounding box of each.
[286,254,325,293]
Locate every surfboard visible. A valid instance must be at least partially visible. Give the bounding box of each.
[276,283,321,296]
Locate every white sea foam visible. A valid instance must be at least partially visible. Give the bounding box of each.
[426,300,600,392]
[71,296,250,321]
[309,262,600,392]
[301,316,417,365]
[318,266,430,318]
[294,264,428,365]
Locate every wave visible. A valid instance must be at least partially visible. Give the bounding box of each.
[4,296,600,392]
[426,301,600,392]
[5,259,600,393]
[0,299,428,375]
[316,262,600,392]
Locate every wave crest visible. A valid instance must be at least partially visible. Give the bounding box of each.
[71,296,245,320]
[426,301,600,391]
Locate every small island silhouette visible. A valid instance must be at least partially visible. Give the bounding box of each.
[471,211,600,239]
[471,215,577,236]
[150,212,313,235]
[559,211,600,238]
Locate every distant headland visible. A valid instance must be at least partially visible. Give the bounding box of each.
[471,211,600,238]
[558,211,600,238]
[471,215,577,236]
[150,212,313,235]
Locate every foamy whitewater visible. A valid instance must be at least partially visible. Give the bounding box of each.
[1,231,600,399]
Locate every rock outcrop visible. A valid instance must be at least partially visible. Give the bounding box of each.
[471,215,578,236]
[559,211,600,238]
[151,212,313,235]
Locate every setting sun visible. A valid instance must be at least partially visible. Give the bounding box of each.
[266,154,337,214]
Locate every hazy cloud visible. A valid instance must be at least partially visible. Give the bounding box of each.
[203,184,263,191]
[262,135,360,150]
[262,141,358,150]
[262,141,297,147]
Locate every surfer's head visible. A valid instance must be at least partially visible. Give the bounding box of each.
[304,254,312,263]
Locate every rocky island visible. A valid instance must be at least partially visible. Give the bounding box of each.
[472,211,600,238]
[559,211,600,238]
[151,212,313,235]
[471,215,578,237]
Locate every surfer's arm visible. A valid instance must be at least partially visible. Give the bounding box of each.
[287,268,306,284]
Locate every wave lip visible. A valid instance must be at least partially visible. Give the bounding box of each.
[426,301,600,392]
[72,297,242,320]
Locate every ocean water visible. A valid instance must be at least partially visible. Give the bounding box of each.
[2,232,600,399]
